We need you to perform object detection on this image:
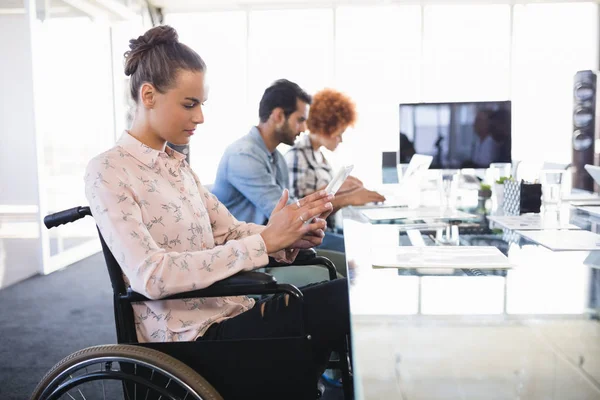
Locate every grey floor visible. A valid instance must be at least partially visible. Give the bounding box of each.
[0,253,115,399]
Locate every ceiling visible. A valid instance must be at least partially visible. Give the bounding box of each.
[0,0,141,20]
[151,0,600,13]
[1,0,597,19]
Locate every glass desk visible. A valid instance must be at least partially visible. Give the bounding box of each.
[343,202,600,400]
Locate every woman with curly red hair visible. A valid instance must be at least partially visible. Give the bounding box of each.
[286,88,385,209]
[285,88,385,252]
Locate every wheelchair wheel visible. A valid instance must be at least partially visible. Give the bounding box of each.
[31,344,223,400]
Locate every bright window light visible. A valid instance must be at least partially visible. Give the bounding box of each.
[334,5,422,184]
[166,12,248,184]
[511,3,598,164]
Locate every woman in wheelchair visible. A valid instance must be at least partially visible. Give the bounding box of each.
[83,24,350,391]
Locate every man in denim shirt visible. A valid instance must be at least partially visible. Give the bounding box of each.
[212,79,311,225]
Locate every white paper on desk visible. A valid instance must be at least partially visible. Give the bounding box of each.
[576,206,600,218]
[352,202,408,210]
[563,192,600,202]
[371,246,511,269]
[392,219,448,231]
[515,229,600,251]
[487,214,580,231]
[571,200,600,207]
[362,217,448,231]
[360,207,478,222]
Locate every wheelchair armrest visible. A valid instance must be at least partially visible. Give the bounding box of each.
[213,270,276,286]
[121,271,303,303]
[294,248,317,262]
[266,249,336,280]
[266,248,316,268]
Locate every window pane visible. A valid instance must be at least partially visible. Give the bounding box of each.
[248,9,334,117]
[422,4,512,102]
[512,3,598,164]
[111,19,144,140]
[335,5,422,183]
[166,12,247,184]
[33,18,114,256]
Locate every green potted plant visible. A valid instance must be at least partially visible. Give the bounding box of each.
[478,183,492,199]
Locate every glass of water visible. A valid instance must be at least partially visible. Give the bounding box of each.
[436,223,460,246]
[539,169,566,210]
[487,162,512,184]
[438,169,460,209]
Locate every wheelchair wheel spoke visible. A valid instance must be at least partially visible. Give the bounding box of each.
[75,367,88,400]
[157,377,172,400]
[144,369,154,400]
[97,363,106,400]
[124,379,132,400]
[66,375,78,400]
[134,364,137,400]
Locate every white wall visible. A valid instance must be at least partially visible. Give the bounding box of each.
[0,11,44,288]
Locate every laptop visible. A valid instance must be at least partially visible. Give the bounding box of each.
[576,165,600,216]
[381,151,399,184]
[400,154,434,182]
[362,154,434,209]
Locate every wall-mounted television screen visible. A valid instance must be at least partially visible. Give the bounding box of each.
[399,101,511,169]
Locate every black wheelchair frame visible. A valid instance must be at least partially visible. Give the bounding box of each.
[32,206,353,400]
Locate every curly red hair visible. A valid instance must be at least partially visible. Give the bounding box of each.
[307,88,357,137]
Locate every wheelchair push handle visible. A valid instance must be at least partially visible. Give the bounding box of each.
[44,206,92,229]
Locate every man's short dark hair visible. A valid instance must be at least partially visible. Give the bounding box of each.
[258,79,312,122]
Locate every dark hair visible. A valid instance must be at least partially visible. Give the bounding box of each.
[258,79,311,123]
[124,25,206,102]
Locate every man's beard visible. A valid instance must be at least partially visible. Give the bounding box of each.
[277,121,296,146]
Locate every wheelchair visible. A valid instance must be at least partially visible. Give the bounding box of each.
[31,206,353,400]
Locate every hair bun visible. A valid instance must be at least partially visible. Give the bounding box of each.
[132,25,178,49]
[124,25,179,76]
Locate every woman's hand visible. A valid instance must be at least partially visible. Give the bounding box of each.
[272,248,301,264]
[261,190,333,254]
[290,225,326,249]
[338,175,363,194]
[347,188,386,206]
[272,226,326,263]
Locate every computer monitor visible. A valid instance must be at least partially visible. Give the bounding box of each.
[399,101,511,169]
[382,151,399,184]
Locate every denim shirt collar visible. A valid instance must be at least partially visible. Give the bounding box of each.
[249,126,278,164]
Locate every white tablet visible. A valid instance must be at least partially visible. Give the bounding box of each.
[325,165,354,195]
[400,154,433,182]
[305,165,353,224]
